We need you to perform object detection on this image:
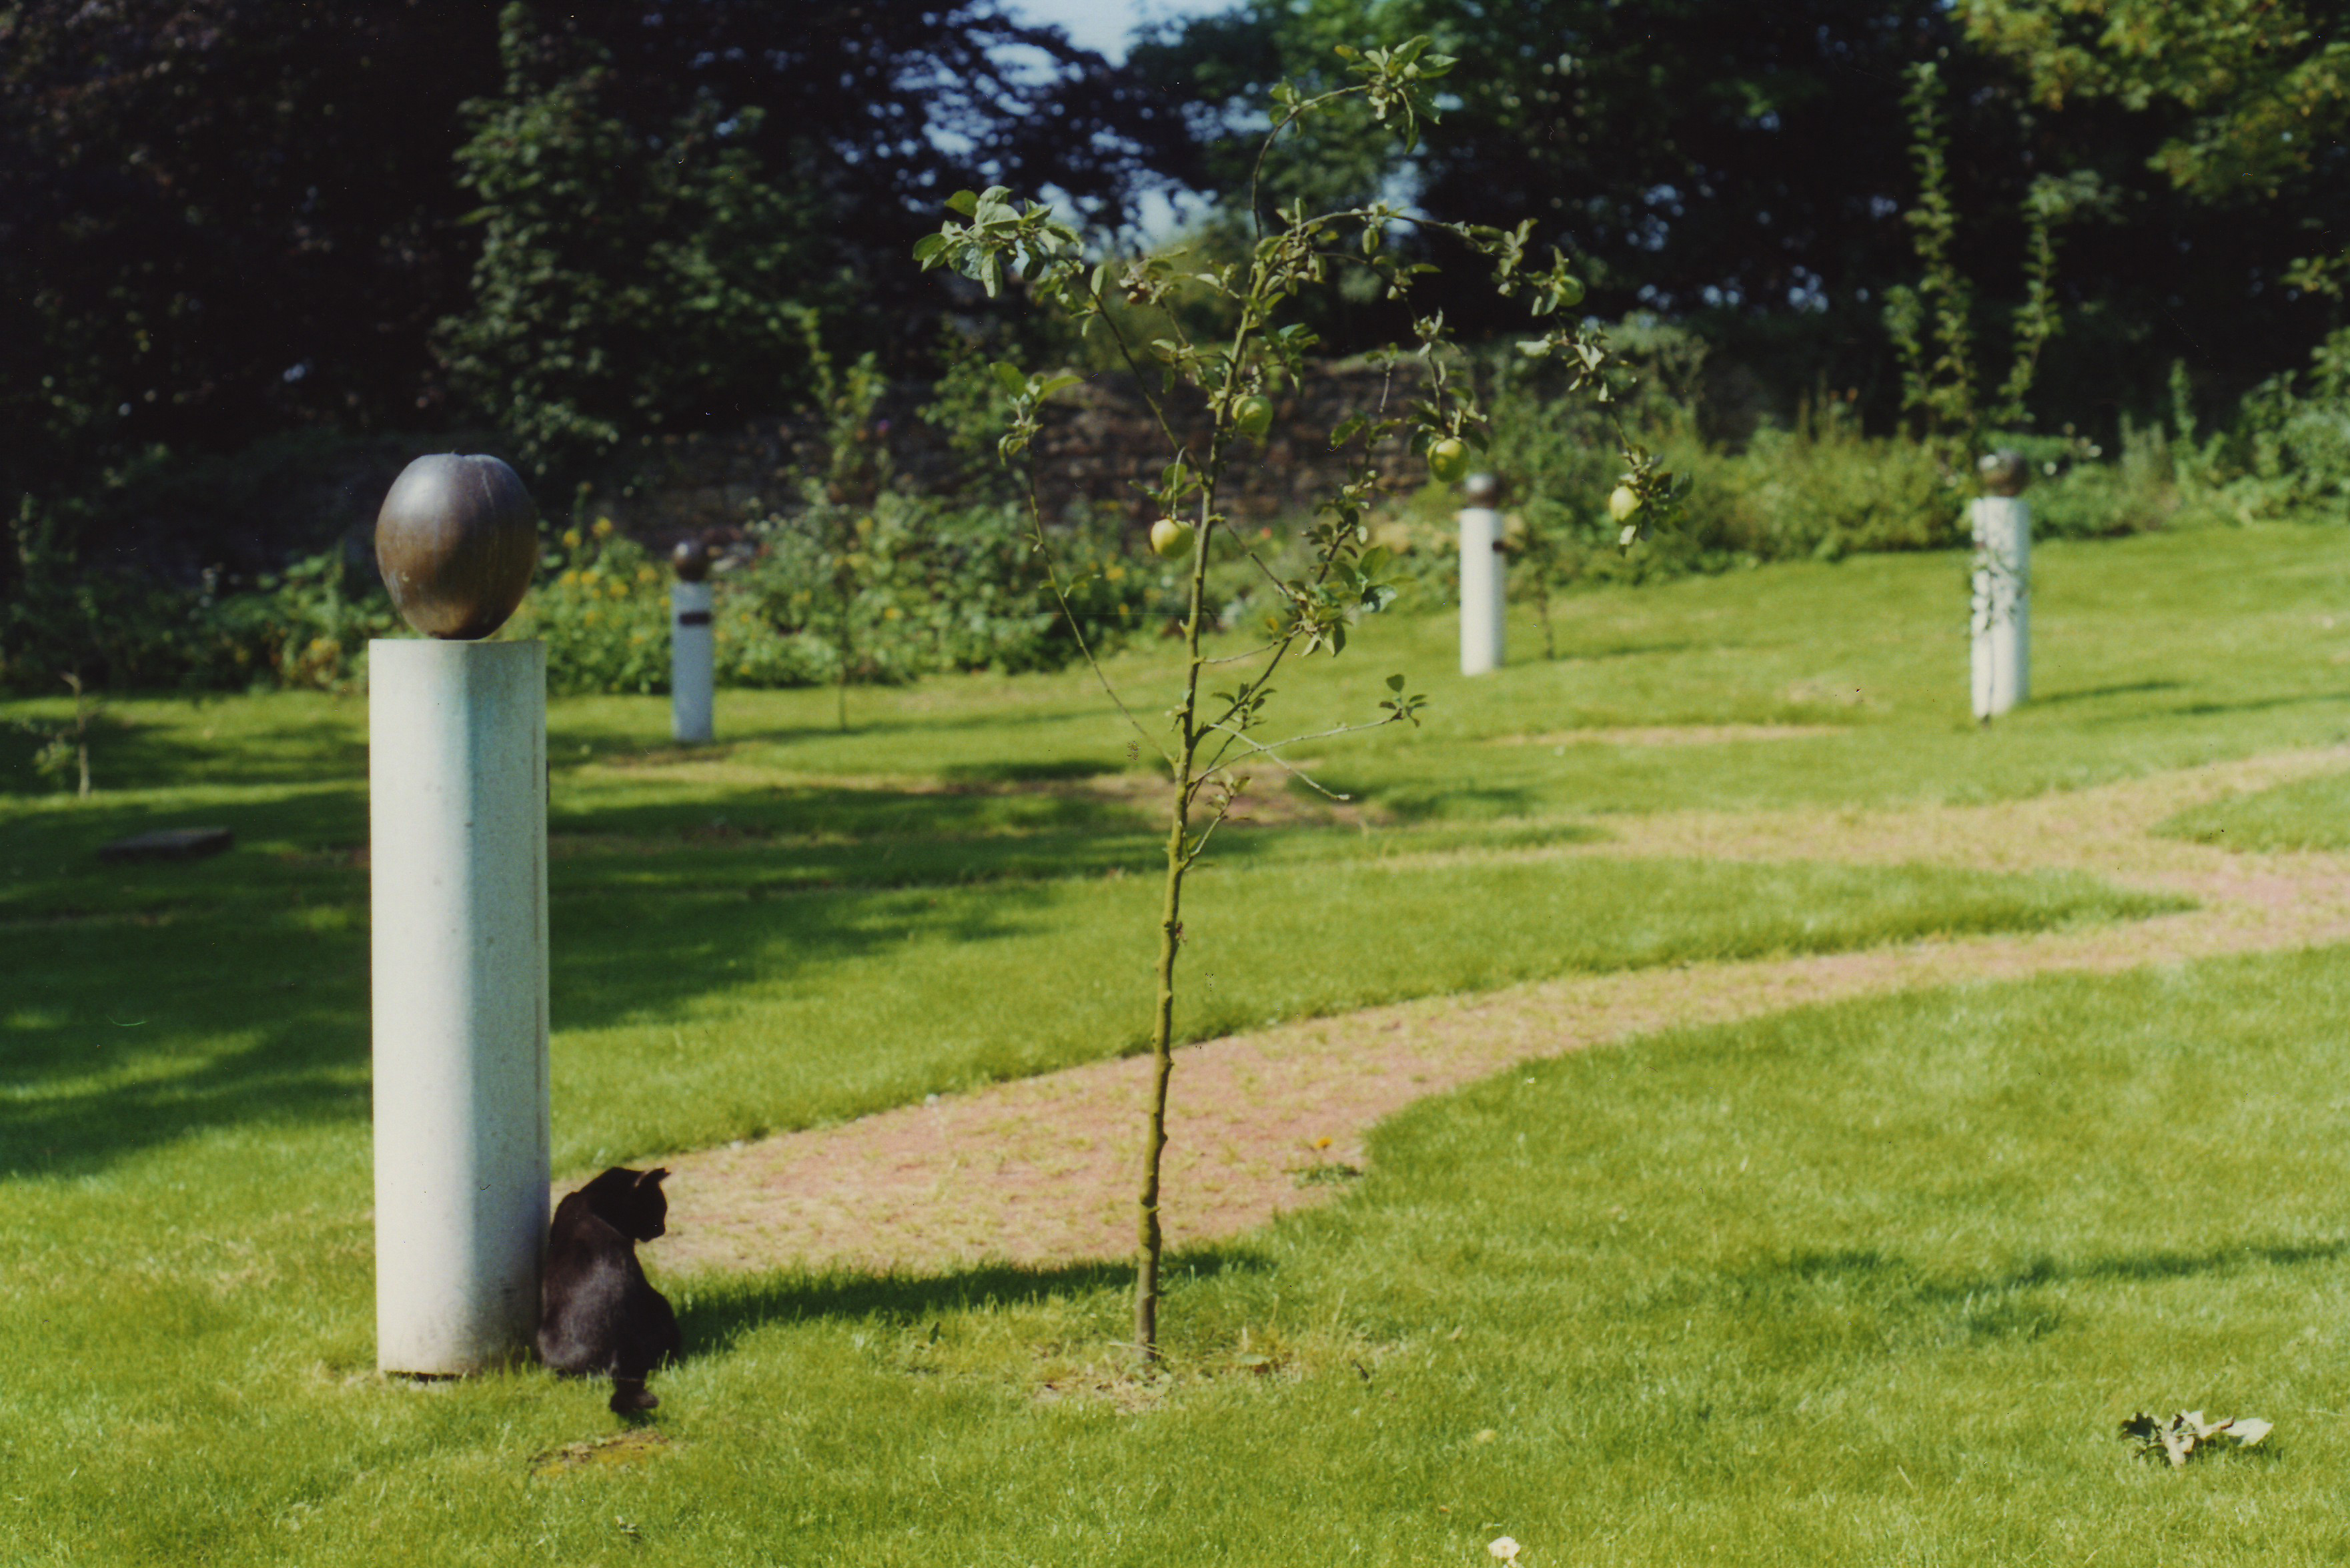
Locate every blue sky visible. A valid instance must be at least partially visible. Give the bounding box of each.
[1007,0,1227,61]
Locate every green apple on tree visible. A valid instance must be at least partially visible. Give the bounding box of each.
[1234,394,1273,441]
[1149,518,1195,559]
[1427,438,1471,484]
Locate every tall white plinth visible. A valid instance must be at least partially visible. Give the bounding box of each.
[671,580,714,744]
[369,638,550,1375]
[1459,505,1506,676]
[1969,496,2031,720]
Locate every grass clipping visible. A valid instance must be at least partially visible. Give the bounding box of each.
[2121,1411,2273,1468]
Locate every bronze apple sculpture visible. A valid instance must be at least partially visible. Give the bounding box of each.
[671,538,710,582]
[1977,450,2030,498]
[375,454,540,640]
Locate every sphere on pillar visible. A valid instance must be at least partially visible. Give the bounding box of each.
[1970,450,2032,721]
[670,537,716,745]
[1457,476,1506,678]
[375,454,539,640]
[368,452,550,1376]
[1977,449,2030,498]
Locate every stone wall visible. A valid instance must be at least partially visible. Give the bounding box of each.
[591,359,1429,544]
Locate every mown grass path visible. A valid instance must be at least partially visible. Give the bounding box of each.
[655,746,2350,1277]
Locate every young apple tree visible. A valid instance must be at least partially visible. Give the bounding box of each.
[917,39,1680,1363]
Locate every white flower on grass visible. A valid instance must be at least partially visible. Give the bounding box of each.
[1488,1537,1522,1563]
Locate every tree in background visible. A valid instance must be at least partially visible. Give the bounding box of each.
[0,0,504,490]
[1133,0,1958,381]
[1133,0,2347,436]
[1958,0,2348,205]
[436,5,825,476]
[0,0,1188,578]
[1882,60,2092,465]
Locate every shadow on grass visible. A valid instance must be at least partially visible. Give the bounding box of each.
[2147,693,2350,723]
[549,698,1126,759]
[0,703,368,797]
[0,931,372,1181]
[935,758,1125,786]
[1764,1237,2350,1301]
[2031,680,2185,706]
[0,782,365,864]
[670,1247,1269,1356]
[550,781,1155,844]
[1346,782,1548,823]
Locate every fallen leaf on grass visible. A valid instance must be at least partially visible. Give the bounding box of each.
[2120,1410,2273,1467]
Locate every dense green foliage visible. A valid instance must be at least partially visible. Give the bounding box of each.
[8,0,2350,699]
[1959,0,2349,203]
[434,7,822,475]
[0,0,1182,571]
[0,506,1169,698]
[1134,0,2345,430]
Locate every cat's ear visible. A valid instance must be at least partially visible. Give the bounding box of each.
[638,1167,670,1188]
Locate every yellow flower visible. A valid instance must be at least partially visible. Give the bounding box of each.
[593,516,616,539]
[883,606,902,620]
[561,528,582,549]
[1105,564,1125,582]
[559,570,580,588]
[636,565,659,584]
[584,610,600,626]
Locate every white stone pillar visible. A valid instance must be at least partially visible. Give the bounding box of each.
[671,580,714,744]
[1458,494,1506,676]
[1969,495,2030,720]
[369,638,550,1375]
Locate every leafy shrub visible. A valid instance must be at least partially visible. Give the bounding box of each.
[191,548,400,692]
[1704,400,1959,561]
[2023,418,2182,538]
[1474,373,1959,601]
[734,494,1166,684]
[504,520,672,696]
[2230,328,2350,516]
[2,500,192,690]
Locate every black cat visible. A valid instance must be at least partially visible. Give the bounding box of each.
[538,1166,682,1413]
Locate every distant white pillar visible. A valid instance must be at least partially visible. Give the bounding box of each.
[1970,495,2030,721]
[369,638,550,1375]
[671,580,714,744]
[1458,476,1505,676]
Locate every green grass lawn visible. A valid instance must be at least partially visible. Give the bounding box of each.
[5,522,2350,1563]
[2159,767,2350,852]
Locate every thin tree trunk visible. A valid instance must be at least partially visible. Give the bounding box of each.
[1135,481,1215,1363]
[1134,786,1189,1357]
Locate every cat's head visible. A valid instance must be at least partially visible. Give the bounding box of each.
[581,1164,670,1242]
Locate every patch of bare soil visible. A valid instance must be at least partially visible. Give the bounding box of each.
[640,746,2350,1282]
[529,1430,671,1479]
